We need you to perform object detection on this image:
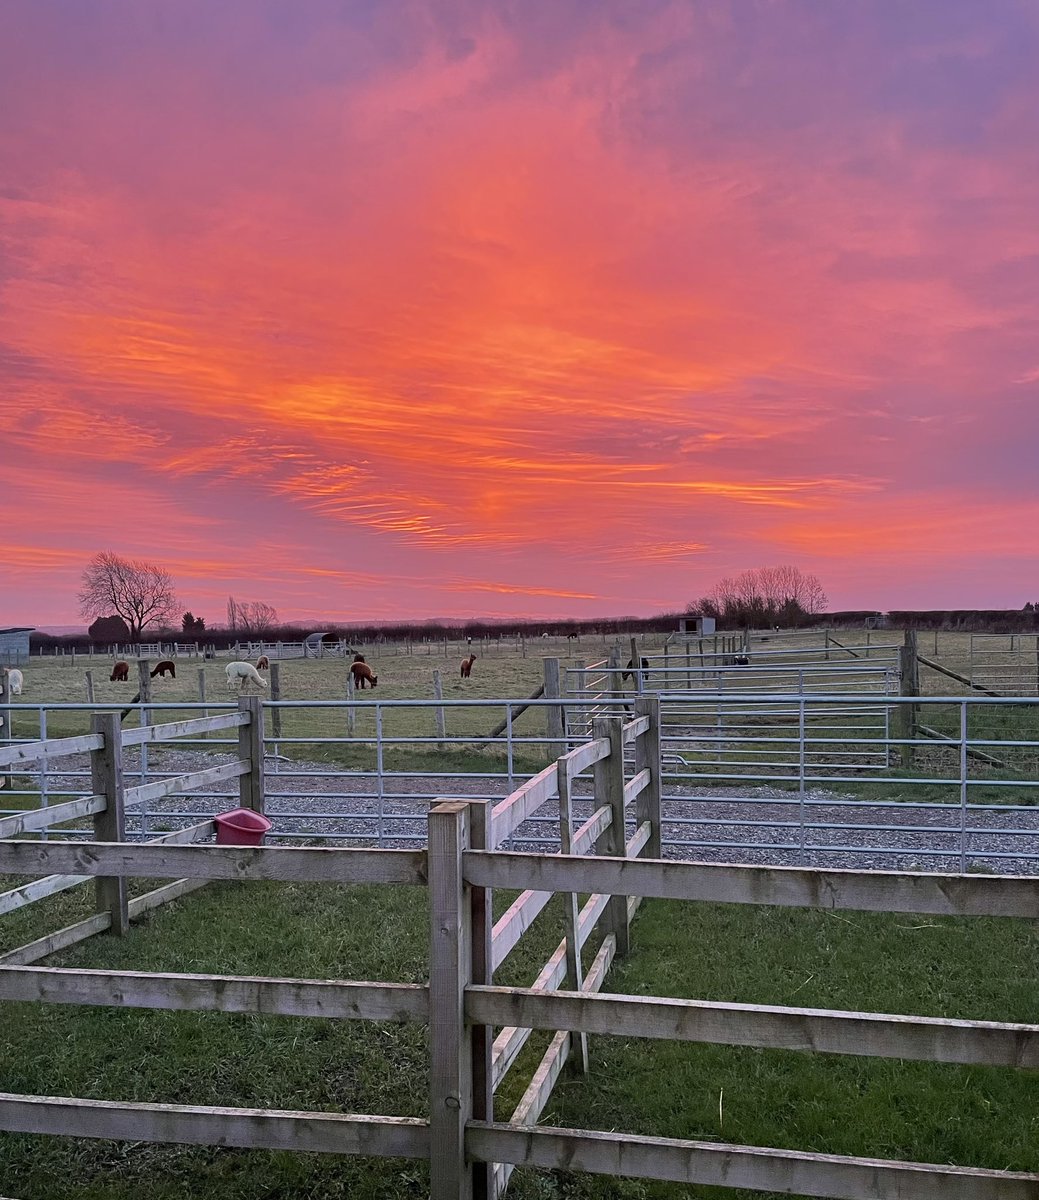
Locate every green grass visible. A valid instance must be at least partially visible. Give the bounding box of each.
[2,877,1038,1199]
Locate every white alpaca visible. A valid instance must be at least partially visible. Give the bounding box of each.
[2,668,23,695]
[225,661,268,691]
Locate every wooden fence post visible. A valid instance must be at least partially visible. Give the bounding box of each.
[237,695,265,814]
[557,756,589,1075]
[198,668,208,719]
[899,630,919,769]
[428,801,474,1200]
[468,799,495,1199]
[0,669,10,791]
[433,669,447,751]
[542,658,563,761]
[593,717,629,957]
[84,671,95,705]
[269,662,282,741]
[634,696,662,859]
[607,646,623,707]
[345,670,356,737]
[90,712,129,936]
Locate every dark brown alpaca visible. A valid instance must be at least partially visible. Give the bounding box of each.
[621,656,649,683]
[460,654,476,678]
[350,661,378,688]
[256,655,270,670]
[151,660,176,679]
[110,661,130,682]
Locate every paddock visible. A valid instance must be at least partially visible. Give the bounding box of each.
[1,685,1039,1197]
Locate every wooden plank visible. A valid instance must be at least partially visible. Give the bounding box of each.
[0,966,429,1021]
[0,913,111,966]
[543,658,564,760]
[622,768,650,808]
[0,842,427,885]
[497,932,619,1189]
[120,712,245,746]
[561,738,610,775]
[428,801,473,1200]
[464,854,1039,919]
[491,889,553,972]
[918,653,1002,697]
[0,1093,428,1158]
[621,714,650,744]
[491,892,612,1089]
[468,988,1039,1069]
[0,733,104,770]
[626,821,652,858]
[570,806,611,856]
[128,877,210,916]
[124,760,249,807]
[145,820,216,847]
[0,872,90,918]
[0,795,105,839]
[466,1123,1039,1200]
[491,764,558,844]
[91,712,128,937]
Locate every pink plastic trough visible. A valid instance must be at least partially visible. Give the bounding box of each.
[214,808,272,846]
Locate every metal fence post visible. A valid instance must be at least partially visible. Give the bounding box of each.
[428,801,475,1200]
[90,711,129,936]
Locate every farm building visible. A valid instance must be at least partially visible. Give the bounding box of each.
[0,626,33,666]
[678,615,716,636]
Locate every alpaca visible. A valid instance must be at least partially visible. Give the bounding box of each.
[460,653,476,678]
[2,667,23,695]
[733,655,750,666]
[621,656,650,683]
[151,660,176,679]
[110,661,130,682]
[352,653,366,664]
[225,661,269,691]
[349,661,378,689]
[256,655,270,670]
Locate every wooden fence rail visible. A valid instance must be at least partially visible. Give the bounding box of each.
[2,692,1038,1200]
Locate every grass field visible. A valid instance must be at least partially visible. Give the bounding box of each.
[1,880,1037,1199]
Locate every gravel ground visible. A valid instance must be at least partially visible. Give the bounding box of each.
[27,745,1039,876]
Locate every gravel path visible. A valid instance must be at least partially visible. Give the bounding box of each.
[29,745,1039,876]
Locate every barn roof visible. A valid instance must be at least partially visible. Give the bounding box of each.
[0,627,34,634]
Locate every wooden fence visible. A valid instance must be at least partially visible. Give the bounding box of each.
[1,695,1038,1198]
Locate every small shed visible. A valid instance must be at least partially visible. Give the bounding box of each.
[0,627,33,666]
[678,616,716,636]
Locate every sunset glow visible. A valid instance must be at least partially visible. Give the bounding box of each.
[3,1,1038,626]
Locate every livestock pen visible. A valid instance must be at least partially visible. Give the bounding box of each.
[1,698,1039,1198]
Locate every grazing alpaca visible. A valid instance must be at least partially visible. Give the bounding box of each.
[110,661,130,682]
[460,654,476,678]
[621,656,649,683]
[2,667,23,695]
[256,655,270,670]
[151,660,176,679]
[226,661,269,691]
[349,661,378,689]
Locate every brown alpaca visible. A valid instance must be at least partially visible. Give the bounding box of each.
[352,653,366,664]
[256,655,270,670]
[460,654,476,678]
[110,661,129,682]
[151,660,176,679]
[349,661,378,688]
[621,656,649,683]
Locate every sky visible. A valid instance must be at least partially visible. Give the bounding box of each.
[2,0,1038,629]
